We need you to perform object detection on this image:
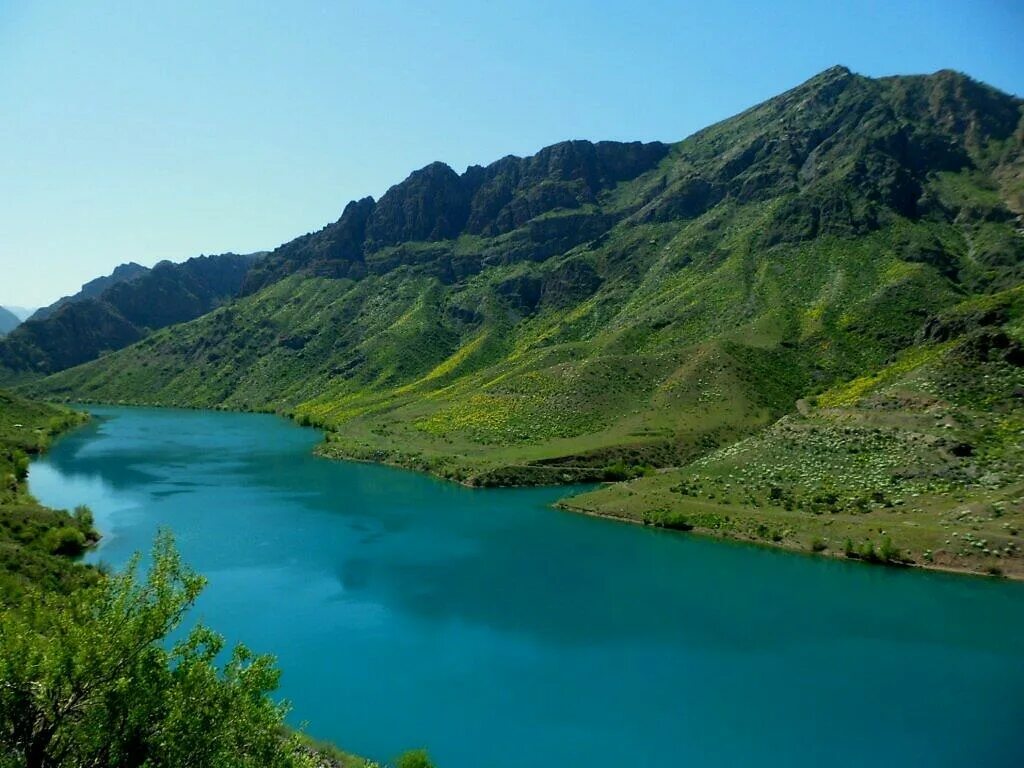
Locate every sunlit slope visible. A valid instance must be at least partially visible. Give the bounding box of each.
[568,286,1024,576]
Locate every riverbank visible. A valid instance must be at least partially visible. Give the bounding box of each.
[0,390,99,597]
[7,399,388,767]
[43,396,1024,580]
[314,438,617,487]
[557,488,1024,580]
[318,442,1024,580]
[313,408,1024,580]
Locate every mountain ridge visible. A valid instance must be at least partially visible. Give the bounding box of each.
[241,139,669,293]
[30,261,151,322]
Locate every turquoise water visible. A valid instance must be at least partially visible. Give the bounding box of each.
[29,406,1024,768]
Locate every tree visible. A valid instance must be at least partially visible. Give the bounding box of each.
[0,531,313,768]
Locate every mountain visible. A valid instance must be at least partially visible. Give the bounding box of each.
[0,307,19,337]
[30,262,151,321]
[241,140,669,293]
[0,253,263,380]
[27,66,1024,575]
[2,306,36,322]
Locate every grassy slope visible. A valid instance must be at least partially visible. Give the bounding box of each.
[32,202,1015,483]
[0,390,97,600]
[25,67,1024,577]
[566,287,1024,577]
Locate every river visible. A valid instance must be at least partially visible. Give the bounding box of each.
[29,406,1024,767]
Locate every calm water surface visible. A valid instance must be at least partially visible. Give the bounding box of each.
[29,406,1024,768]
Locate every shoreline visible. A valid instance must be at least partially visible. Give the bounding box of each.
[44,397,1023,582]
[556,500,1024,581]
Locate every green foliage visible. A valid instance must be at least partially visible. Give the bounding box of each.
[12,450,28,481]
[41,525,87,556]
[0,532,314,768]
[0,390,97,599]
[642,508,694,531]
[395,750,434,768]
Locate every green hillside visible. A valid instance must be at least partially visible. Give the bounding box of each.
[26,66,1024,575]
[565,286,1024,577]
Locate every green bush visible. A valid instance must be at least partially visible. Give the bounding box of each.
[13,451,29,482]
[396,750,434,768]
[643,509,693,531]
[858,541,880,562]
[0,532,315,768]
[878,537,902,563]
[43,525,87,556]
[73,505,94,528]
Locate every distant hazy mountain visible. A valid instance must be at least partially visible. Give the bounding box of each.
[0,307,20,337]
[30,262,151,322]
[2,306,36,322]
[0,253,264,377]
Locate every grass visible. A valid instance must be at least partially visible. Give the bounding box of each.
[564,328,1024,578]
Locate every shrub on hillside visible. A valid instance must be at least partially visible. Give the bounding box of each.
[0,532,316,768]
[43,525,87,556]
[396,750,434,768]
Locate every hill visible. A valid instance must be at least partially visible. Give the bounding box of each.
[563,286,1024,577]
[27,66,1024,575]
[0,252,263,381]
[30,261,150,321]
[0,307,20,337]
[3,306,36,322]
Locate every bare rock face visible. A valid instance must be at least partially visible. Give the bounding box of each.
[243,139,668,293]
[365,162,471,248]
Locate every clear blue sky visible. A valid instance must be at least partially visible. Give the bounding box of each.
[2,0,1022,307]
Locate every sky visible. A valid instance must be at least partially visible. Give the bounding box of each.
[1,1,1022,308]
